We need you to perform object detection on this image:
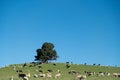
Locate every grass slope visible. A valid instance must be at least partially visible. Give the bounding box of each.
[0,63,120,80]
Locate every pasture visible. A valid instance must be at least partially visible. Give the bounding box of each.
[0,63,120,80]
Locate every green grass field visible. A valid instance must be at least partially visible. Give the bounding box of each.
[0,63,120,80]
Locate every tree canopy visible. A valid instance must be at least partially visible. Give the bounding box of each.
[35,42,58,63]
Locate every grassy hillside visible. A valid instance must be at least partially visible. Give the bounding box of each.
[0,63,120,80]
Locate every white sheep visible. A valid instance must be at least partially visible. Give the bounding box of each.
[13,66,16,70]
[55,72,61,79]
[80,75,86,80]
[98,72,104,76]
[113,73,119,77]
[23,76,29,80]
[46,72,52,78]
[107,73,110,76]
[76,74,86,80]
[33,74,38,78]
[75,74,81,79]
[38,73,46,77]
[26,73,30,78]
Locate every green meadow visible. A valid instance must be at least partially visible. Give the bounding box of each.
[0,63,120,80]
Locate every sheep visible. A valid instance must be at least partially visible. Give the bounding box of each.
[23,76,29,80]
[33,74,38,78]
[55,72,61,79]
[113,73,120,77]
[75,74,81,79]
[107,73,110,76]
[46,72,52,78]
[26,73,30,78]
[38,73,46,77]
[13,66,16,70]
[113,73,118,77]
[97,72,104,76]
[38,70,43,73]
[104,72,110,76]
[85,71,95,76]
[76,74,86,80]
[68,70,76,75]
[80,75,86,80]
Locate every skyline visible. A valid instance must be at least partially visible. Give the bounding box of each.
[0,0,120,67]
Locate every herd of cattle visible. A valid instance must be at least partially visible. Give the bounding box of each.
[6,62,120,80]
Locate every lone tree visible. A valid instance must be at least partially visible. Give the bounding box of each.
[35,42,58,63]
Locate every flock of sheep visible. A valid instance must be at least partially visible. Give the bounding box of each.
[6,62,120,80]
[9,63,62,80]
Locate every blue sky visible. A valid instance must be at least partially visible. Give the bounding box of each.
[0,0,120,67]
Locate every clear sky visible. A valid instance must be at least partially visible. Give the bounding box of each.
[0,0,120,67]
